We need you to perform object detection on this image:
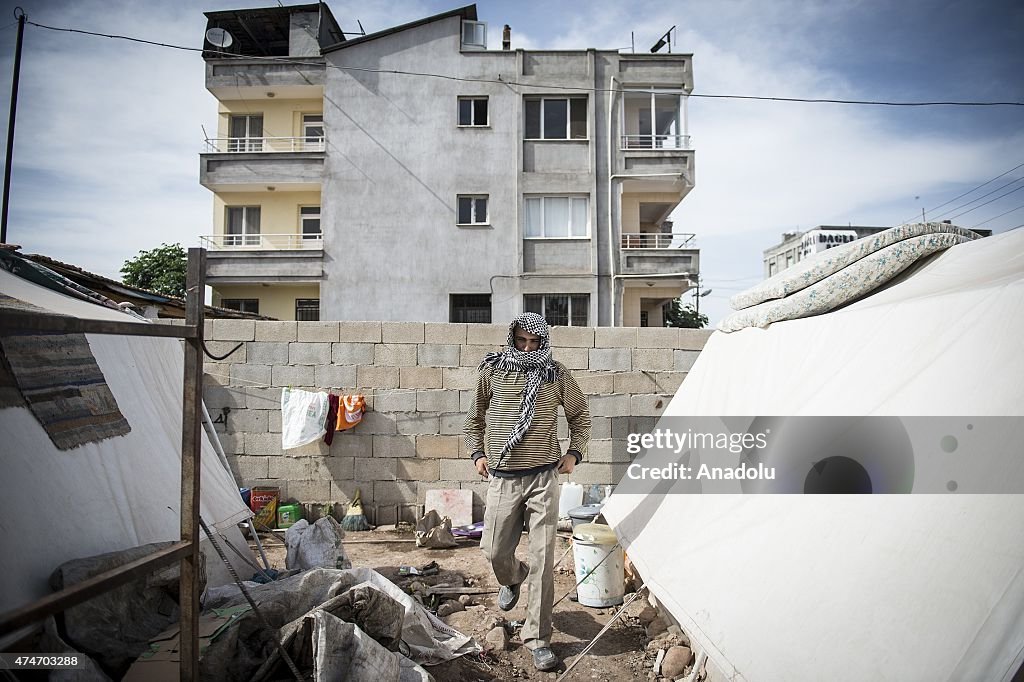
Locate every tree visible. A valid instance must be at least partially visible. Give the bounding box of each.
[663,298,708,329]
[121,243,187,297]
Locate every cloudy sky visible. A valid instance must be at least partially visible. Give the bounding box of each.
[0,0,1021,324]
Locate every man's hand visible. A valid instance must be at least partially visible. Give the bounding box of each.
[475,456,489,478]
[557,454,576,475]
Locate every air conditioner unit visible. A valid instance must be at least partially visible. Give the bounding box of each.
[461,20,486,50]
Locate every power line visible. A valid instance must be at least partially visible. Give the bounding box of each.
[899,161,1024,225]
[947,183,1024,221]
[971,202,1024,228]
[932,176,1024,221]
[24,19,1024,108]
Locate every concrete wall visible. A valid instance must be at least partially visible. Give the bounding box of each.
[203,320,712,524]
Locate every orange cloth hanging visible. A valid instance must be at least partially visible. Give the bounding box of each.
[336,394,366,431]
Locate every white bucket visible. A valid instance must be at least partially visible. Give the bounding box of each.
[572,523,624,608]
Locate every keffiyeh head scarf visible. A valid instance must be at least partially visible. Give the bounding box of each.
[480,312,561,460]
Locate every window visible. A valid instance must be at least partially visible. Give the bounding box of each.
[295,298,320,321]
[451,294,491,323]
[225,206,261,246]
[457,195,489,225]
[621,90,684,149]
[228,114,263,151]
[524,196,588,238]
[300,206,321,240]
[525,97,587,139]
[524,294,589,326]
[221,298,259,314]
[458,97,488,126]
[640,310,649,327]
[302,114,324,150]
[461,21,486,49]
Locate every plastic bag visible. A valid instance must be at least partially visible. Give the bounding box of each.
[336,394,366,431]
[414,510,458,549]
[285,516,353,570]
[281,387,329,449]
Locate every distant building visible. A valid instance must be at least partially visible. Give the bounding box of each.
[762,224,991,278]
[198,3,699,325]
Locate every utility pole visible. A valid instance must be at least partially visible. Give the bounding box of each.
[1,8,26,244]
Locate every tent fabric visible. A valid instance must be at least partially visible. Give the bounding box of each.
[0,268,252,616]
[603,229,1024,681]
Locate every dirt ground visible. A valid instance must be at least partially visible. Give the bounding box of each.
[248,526,665,681]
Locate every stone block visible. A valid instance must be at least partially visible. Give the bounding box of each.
[550,326,594,348]
[439,413,466,435]
[289,343,331,365]
[573,372,615,395]
[314,365,358,389]
[246,342,289,365]
[565,464,623,485]
[612,371,659,394]
[203,340,246,363]
[630,394,672,416]
[417,435,461,458]
[228,408,269,434]
[245,387,280,410]
[330,480,360,504]
[442,367,477,390]
[229,455,270,481]
[418,344,461,368]
[272,365,314,387]
[330,433,372,458]
[203,385,247,409]
[652,372,685,393]
[678,329,714,351]
[586,439,631,463]
[357,366,399,389]
[632,348,675,372]
[229,364,271,387]
[269,456,312,480]
[589,348,631,372]
[595,327,637,348]
[288,439,330,457]
[244,432,284,456]
[297,322,339,342]
[338,321,382,343]
[212,319,255,342]
[425,323,467,344]
[400,367,443,389]
[269,410,282,433]
[373,391,417,412]
[374,480,418,504]
[556,347,588,370]
[459,390,474,412]
[382,321,425,344]
[204,365,229,387]
[589,394,630,417]
[255,321,297,342]
[355,458,398,481]
[674,350,701,372]
[286,480,331,503]
[439,458,480,482]
[590,416,612,440]
[460,345,493,366]
[318,456,354,481]
[331,342,375,365]
[397,413,440,435]
[358,411,397,435]
[374,344,418,367]
[216,432,244,456]
[466,324,508,346]
[637,327,680,349]
[397,458,440,481]
[417,390,460,413]
[373,434,417,458]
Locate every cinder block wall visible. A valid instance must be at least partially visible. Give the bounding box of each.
[202,321,712,524]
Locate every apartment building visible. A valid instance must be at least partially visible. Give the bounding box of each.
[200,4,698,325]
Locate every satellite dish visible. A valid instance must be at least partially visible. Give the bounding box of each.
[205,27,234,48]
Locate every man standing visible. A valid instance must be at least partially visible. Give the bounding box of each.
[464,312,591,672]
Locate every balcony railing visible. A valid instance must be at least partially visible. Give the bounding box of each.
[620,134,692,150]
[621,232,696,249]
[199,233,323,251]
[203,137,326,153]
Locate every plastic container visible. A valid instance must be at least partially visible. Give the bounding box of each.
[569,503,604,529]
[250,487,279,529]
[572,523,624,608]
[277,503,302,529]
[559,482,584,518]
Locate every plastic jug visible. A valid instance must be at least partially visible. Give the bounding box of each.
[558,482,584,518]
[277,503,302,529]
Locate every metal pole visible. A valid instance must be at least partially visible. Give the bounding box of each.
[179,248,205,681]
[2,9,26,244]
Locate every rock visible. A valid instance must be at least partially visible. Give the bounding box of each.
[666,624,684,638]
[636,604,659,625]
[458,594,475,606]
[661,646,693,679]
[408,580,427,594]
[645,615,668,638]
[485,625,509,651]
[436,600,465,618]
[443,611,478,634]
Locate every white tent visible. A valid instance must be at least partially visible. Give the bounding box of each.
[604,229,1024,681]
[0,266,252,625]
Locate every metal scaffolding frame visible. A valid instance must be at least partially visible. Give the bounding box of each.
[0,248,208,681]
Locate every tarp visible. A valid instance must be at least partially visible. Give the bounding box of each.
[0,267,252,618]
[603,229,1024,681]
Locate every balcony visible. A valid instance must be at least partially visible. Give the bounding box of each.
[621,134,692,151]
[200,233,323,284]
[199,136,325,192]
[619,232,699,276]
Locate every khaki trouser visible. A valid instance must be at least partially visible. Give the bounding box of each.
[480,467,559,650]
